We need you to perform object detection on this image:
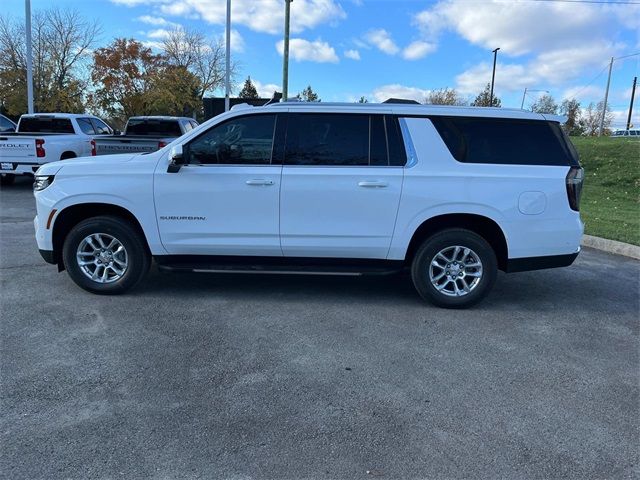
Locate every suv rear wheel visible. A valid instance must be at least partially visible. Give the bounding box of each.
[411,228,497,308]
[62,216,150,294]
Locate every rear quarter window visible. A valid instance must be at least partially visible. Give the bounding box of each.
[18,117,74,133]
[430,116,578,166]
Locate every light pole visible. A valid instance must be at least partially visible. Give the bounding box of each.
[490,47,500,107]
[282,0,292,101]
[25,0,34,113]
[627,76,637,131]
[598,52,640,136]
[224,0,231,112]
[520,88,549,110]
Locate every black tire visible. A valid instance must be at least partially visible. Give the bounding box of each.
[0,174,15,186]
[62,215,150,294]
[60,152,76,160]
[411,228,497,308]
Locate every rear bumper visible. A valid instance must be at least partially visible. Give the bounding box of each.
[506,251,579,273]
[1,163,41,175]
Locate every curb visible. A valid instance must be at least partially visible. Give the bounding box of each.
[581,235,640,260]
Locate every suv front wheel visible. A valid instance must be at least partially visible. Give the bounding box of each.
[411,229,497,308]
[62,216,150,294]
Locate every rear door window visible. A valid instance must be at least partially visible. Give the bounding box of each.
[284,113,407,167]
[18,117,74,133]
[430,116,578,166]
[77,118,96,135]
[91,118,112,135]
[126,119,182,136]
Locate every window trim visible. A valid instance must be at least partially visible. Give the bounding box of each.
[182,112,279,168]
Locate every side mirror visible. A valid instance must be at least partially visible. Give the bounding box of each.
[113,129,121,135]
[167,145,186,173]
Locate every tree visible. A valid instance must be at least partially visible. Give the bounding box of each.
[162,27,236,103]
[471,83,501,107]
[297,85,320,102]
[531,94,558,114]
[0,8,99,115]
[91,38,165,122]
[148,65,202,117]
[560,98,583,136]
[357,96,368,103]
[238,76,259,99]
[580,100,613,136]
[425,88,467,106]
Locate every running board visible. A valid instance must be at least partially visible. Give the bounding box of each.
[154,255,404,277]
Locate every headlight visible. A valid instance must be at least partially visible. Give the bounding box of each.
[33,175,54,191]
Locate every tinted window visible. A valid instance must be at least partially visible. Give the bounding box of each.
[18,117,74,133]
[91,118,112,135]
[370,115,387,166]
[125,119,182,136]
[187,114,276,165]
[77,118,96,135]
[0,116,15,132]
[430,116,578,166]
[285,114,369,166]
[386,115,407,166]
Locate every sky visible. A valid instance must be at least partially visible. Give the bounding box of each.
[6,0,640,129]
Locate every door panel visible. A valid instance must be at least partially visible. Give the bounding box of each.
[280,166,403,258]
[155,165,282,255]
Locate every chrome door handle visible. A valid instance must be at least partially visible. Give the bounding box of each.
[245,179,274,186]
[358,180,388,188]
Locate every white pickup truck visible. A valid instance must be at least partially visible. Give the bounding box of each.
[0,113,114,185]
[94,116,198,156]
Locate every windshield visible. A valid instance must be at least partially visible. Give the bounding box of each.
[18,117,74,133]
[125,119,182,136]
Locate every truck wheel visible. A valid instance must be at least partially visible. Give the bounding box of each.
[411,229,497,308]
[0,174,15,186]
[62,216,150,294]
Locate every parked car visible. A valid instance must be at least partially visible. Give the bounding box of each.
[33,102,584,308]
[0,114,17,133]
[0,113,113,185]
[611,129,639,137]
[94,116,198,155]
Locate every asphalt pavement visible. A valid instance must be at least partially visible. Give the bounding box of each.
[1,175,638,479]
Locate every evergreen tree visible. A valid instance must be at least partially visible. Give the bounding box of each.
[471,83,501,107]
[297,85,320,102]
[560,98,584,136]
[238,76,259,99]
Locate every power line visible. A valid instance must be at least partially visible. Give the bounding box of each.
[570,63,610,100]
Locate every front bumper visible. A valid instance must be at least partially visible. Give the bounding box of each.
[39,249,56,264]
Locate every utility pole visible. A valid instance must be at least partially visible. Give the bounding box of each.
[282,0,292,101]
[490,47,500,107]
[25,0,34,113]
[627,76,637,130]
[224,0,231,112]
[598,57,613,137]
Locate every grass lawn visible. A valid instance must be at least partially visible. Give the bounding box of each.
[570,136,640,245]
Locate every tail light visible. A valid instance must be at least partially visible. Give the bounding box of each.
[90,139,96,156]
[566,166,584,212]
[158,141,167,149]
[35,138,45,158]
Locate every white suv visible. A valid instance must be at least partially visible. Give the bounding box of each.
[33,102,584,308]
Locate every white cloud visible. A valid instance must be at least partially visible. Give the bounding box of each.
[344,49,361,60]
[364,29,399,55]
[402,41,435,60]
[276,38,339,63]
[137,15,177,26]
[370,84,430,103]
[229,29,245,53]
[147,28,172,39]
[562,85,604,102]
[113,0,346,35]
[252,79,281,99]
